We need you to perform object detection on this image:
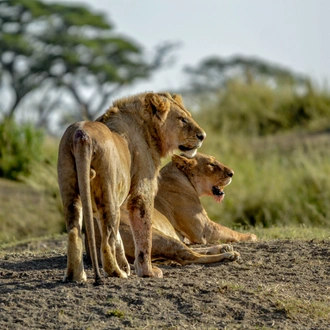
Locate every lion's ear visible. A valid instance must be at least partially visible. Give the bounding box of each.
[172,154,197,173]
[145,93,170,122]
[172,94,184,106]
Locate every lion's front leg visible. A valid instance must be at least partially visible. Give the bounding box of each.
[129,206,163,278]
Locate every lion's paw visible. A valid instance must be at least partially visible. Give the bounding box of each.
[117,259,131,277]
[104,268,128,279]
[151,266,163,278]
[63,270,87,283]
[248,234,257,242]
[232,251,241,261]
[223,251,241,262]
[136,265,163,278]
[240,233,257,242]
[218,244,234,253]
[202,244,233,254]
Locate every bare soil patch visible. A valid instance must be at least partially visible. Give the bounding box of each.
[1,237,329,329]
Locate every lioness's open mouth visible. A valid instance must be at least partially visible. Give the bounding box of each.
[212,186,224,196]
[212,186,225,203]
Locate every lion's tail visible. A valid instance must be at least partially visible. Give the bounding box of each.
[73,128,102,285]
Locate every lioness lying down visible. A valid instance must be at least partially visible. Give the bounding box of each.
[58,92,206,284]
[88,153,255,265]
[155,153,257,245]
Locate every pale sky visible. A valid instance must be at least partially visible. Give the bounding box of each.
[56,0,330,93]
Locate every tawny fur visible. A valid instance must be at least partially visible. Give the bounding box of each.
[155,153,257,245]
[58,92,205,283]
[88,153,255,266]
[58,121,131,284]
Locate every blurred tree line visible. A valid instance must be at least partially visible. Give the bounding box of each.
[1,0,330,182]
[1,0,321,133]
[182,55,330,137]
[1,0,330,234]
[0,0,177,179]
[183,55,309,94]
[0,0,176,130]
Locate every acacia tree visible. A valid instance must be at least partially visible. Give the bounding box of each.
[0,0,175,127]
[183,55,309,94]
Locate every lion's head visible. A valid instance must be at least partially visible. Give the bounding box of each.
[172,153,234,203]
[144,93,206,158]
[99,92,205,159]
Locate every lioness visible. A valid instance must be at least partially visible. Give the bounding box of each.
[155,153,257,245]
[58,92,206,284]
[88,153,254,265]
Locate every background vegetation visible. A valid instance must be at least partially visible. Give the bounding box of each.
[193,79,330,232]
[1,77,329,244]
[0,0,176,131]
[0,0,329,244]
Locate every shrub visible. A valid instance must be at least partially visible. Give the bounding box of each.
[0,119,44,180]
[195,80,330,136]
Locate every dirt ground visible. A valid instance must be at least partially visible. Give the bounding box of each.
[0,237,329,330]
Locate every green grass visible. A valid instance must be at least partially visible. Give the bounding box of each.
[1,80,330,243]
[197,130,330,230]
[192,80,330,231]
[276,297,330,320]
[106,309,125,318]
[0,135,64,244]
[0,233,67,254]
[0,225,327,255]
[248,225,329,240]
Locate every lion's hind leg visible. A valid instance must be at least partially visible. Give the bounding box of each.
[115,231,131,276]
[99,206,129,278]
[65,227,87,283]
[62,195,87,283]
[150,228,240,266]
[192,244,233,255]
[179,248,241,265]
[58,153,87,283]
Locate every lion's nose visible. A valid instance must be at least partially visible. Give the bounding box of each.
[197,131,206,141]
[228,170,234,177]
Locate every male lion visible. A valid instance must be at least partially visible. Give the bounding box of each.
[57,92,206,284]
[88,153,253,265]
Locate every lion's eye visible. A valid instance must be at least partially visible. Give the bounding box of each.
[180,117,188,124]
[208,163,217,170]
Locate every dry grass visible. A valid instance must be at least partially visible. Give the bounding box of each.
[275,296,330,320]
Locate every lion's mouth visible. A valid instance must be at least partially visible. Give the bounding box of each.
[212,186,225,202]
[212,186,224,196]
[179,145,198,158]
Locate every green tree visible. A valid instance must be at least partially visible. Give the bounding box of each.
[183,55,309,94]
[0,0,175,127]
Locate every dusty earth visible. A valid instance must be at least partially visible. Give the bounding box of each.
[0,237,329,330]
